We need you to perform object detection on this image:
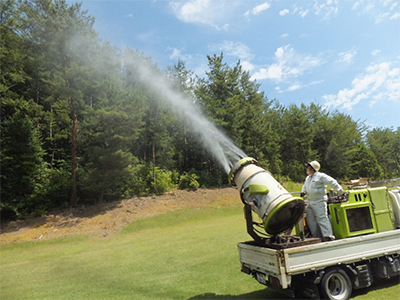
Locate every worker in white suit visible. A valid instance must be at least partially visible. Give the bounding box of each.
[301,161,344,241]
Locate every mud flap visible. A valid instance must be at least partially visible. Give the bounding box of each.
[292,274,320,299]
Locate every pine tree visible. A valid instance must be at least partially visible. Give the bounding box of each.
[19,0,98,206]
[0,114,47,218]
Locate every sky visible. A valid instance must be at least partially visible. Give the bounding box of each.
[67,0,400,130]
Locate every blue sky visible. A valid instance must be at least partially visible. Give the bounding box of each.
[68,0,400,130]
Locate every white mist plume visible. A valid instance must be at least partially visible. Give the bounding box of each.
[123,53,246,174]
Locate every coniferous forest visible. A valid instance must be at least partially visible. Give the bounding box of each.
[1,0,400,219]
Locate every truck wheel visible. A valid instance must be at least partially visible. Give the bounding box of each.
[320,267,352,300]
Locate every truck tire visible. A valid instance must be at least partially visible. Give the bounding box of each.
[319,267,352,300]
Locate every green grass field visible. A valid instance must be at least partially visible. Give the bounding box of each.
[1,205,399,300]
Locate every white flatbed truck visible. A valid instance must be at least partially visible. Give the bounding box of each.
[238,229,400,299]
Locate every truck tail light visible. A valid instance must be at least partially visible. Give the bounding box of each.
[241,265,251,274]
[269,276,281,288]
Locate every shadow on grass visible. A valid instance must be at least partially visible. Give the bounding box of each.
[188,288,289,300]
[188,276,400,300]
[351,276,400,298]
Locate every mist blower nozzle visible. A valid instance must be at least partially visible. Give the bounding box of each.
[229,157,305,236]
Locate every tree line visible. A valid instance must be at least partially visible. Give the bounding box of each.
[1,0,400,219]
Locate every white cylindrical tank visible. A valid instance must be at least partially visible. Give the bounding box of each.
[229,157,305,235]
[388,189,400,228]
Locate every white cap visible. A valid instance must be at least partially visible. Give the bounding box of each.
[305,161,320,171]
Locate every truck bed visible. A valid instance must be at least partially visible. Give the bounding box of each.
[238,229,400,288]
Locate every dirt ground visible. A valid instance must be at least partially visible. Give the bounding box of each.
[0,187,241,245]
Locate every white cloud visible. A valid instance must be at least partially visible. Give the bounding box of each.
[241,61,255,72]
[169,0,233,30]
[208,40,256,72]
[244,2,271,17]
[313,0,339,20]
[351,2,360,10]
[310,80,324,86]
[221,23,230,31]
[287,83,303,92]
[279,1,337,20]
[390,12,400,20]
[209,41,254,61]
[337,48,357,63]
[323,61,400,110]
[371,49,381,56]
[375,12,390,23]
[167,47,193,61]
[351,0,400,23]
[300,9,309,18]
[251,45,325,82]
[279,8,289,16]
[351,0,374,13]
[285,80,323,93]
[280,33,289,39]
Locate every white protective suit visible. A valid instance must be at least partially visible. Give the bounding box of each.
[301,171,344,239]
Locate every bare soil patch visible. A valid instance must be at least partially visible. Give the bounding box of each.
[0,187,240,244]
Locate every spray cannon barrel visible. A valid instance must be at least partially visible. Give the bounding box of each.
[229,157,305,235]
